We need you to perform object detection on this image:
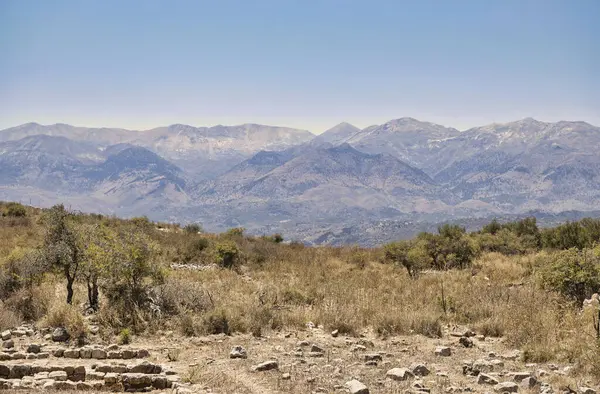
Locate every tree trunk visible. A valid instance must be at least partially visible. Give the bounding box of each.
[66,278,74,305]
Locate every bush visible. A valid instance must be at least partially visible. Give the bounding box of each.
[181,238,210,263]
[184,223,203,234]
[3,202,27,217]
[225,227,245,238]
[214,241,241,269]
[538,248,600,305]
[118,328,132,345]
[201,309,231,335]
[42,303,87,340]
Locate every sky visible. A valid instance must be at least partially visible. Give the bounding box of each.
[1,0,599,133]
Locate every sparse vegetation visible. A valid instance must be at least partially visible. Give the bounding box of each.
[1,201,600,382]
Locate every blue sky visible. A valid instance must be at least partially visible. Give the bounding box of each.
[1,0,598,133]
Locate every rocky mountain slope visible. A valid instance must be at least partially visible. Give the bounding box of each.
[1,118,599,244]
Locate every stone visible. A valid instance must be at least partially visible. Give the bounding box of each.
[152,375,169,389]
[137,349,150,358]
[282,373,291,380]
[52,327,70,342]
[364,353,382,362]
[311,344,325,353]
[308,351,325,358]
[12,329,26,337]
[345,379,369,394]
[252,360,278,372]
[0,352,10,361]
[411,364,431,377]
[386,368,414,381]
[104,372,119,384]
[108,351,122,359]
[48,371,68,381]
[86,370,105,380]
[459,336,474,348]
[230,345,248,359]
[131,360,161,374]
[580,388,597,394]
[52,348,65,357]
[11,352,25,360]
[91,349,107,359]
[435,346,452,356]
[2,340,14,349]
[37,352,49,359]
[365,360,378,366]
[512,372,531,382]
[122,373,152,389]
[0,365,9,379]
[450,328,475,337]
[477,373,499,385]
[10,364,32,379]
[80,348,93,359]
[520,376,537,389]
[297,340,310,347]
[1,330,11,341]
[495,381,519,393]
[331,329,339,337]
[121,349,136,359]
[63,348,80,358]
[26,344,41,354]
[107,344,119,351]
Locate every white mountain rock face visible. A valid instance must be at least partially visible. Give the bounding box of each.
[1,118,599,245]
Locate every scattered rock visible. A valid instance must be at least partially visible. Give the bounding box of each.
[230,346,247,359]
[411,364,430,377]
[311,344,325,353]
[26,344,41,354]
[512,372,531,382]
[364,353,382,362]
[521,376,537,389]
[1,330,11,341]
[137,349,150,358]
[386,368,414,381]
[282,372,291,380]
[580,388,597,394]
[478,373,499,385]
[252,360,278,372]
[345,379,369,394]
[52,327,70,342]
[2,340,14,349]
[331,329,339,337]
[459,336,474,348]
[495,381,519,393]
[435,346,452,356]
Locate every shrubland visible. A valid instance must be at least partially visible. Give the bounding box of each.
[1,201,600,379]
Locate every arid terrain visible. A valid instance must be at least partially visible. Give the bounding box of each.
[1,202,599,393]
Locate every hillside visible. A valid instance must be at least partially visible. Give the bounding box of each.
[0,202,599,393]
[1,118,600,245]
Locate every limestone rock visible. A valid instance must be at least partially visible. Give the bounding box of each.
[230,345,247,359]
[435,346,451,356]
[478,373,499,385]
[386,368,414,381]
[52,327,70,342]
[345,379,369,394]
[495,381,519,393]
[252,360,278,372]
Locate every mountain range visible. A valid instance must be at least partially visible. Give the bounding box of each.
[1,118,599,245]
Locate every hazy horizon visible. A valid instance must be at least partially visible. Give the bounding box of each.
[1,0,599,133]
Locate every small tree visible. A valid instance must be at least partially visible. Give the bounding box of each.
[384,239,432,278]
[214,241,240,269]
[184,223,203,234]
[43,204,81,304]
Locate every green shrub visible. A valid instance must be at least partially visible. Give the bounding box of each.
[214,241,240,269]
[202,309,231,335]
[3,202,27,217]
[538,248,600,305]
[118,328,132,345]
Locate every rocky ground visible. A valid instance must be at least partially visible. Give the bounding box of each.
[0,320,598,394]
